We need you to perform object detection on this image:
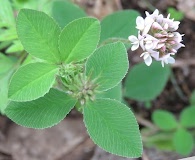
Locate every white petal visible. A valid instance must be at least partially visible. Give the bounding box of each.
[173,43,185,50]
[143,24,151,35]
[145,16,154,25]
[181,43,185,47]
[136,16,145,30]
[153,40,159,49]
[173,21,180,27]
[167,13,170,19]
[164,58,168,64]
[143,52,150,59]
[167,57,175,64]
[139,39,145,50]
[131,43,139,51]
[157,14,164,22]
[128,35,138,42]
[170,52,176,55]
[156,43,165,49]
[161,61,165,67]
[153,9,159,16]
[152,22,163,30]
[142,17,153,35]
[145,42,153,50]
[144,54,152,66]
[140,52,147,57]
[171,49,177,53]
[169,21,180,31]
[150,50,159,60]
[164,23,169,30]
[145,11,150,17]
[173,32,182,43]
[168,33,174,37]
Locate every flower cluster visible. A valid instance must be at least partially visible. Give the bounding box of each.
[129,9,184,67]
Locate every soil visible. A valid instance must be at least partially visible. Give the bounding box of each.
[1,0,195,160]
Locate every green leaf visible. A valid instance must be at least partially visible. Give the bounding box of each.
[59,17,100,63]
[13,0,53,14]
[0,54,16,113]
[0,75,10,113]
[124,62,170,101]
[96,83,122,101]
[173,128,194,155]
[0,28,17,42]
[21,54,42,66]
[8,62,59,101]
[0,70,15,114]
[180,106,195,128]
[167,7,184,21]
[144,101,152,109]
[144,132,174,151]
[17,9,61,63]
[52,0,86,28]
[84,99,142,158]
[86,42,128,91]
[100,10,140,45]
[0,41,11,50]
[0,0,15,26]
[5,88,77,129]
[6,40,24,53]
[152,110,178,131]
[0,53,15,75]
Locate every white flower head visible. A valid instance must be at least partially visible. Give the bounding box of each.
[128,9,184,67]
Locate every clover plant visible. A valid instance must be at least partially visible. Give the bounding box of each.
[4,9,143,158]
[147,93,195,156]
[1,0,189,158]
[151,108,195,156]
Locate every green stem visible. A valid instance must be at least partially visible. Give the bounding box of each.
[170,69,188,102]
[99,38,130,47]
[141,0,156,11]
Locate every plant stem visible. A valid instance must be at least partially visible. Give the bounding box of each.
[141,0,156,11]
[136,114,158,130]
[170,69,188,102]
